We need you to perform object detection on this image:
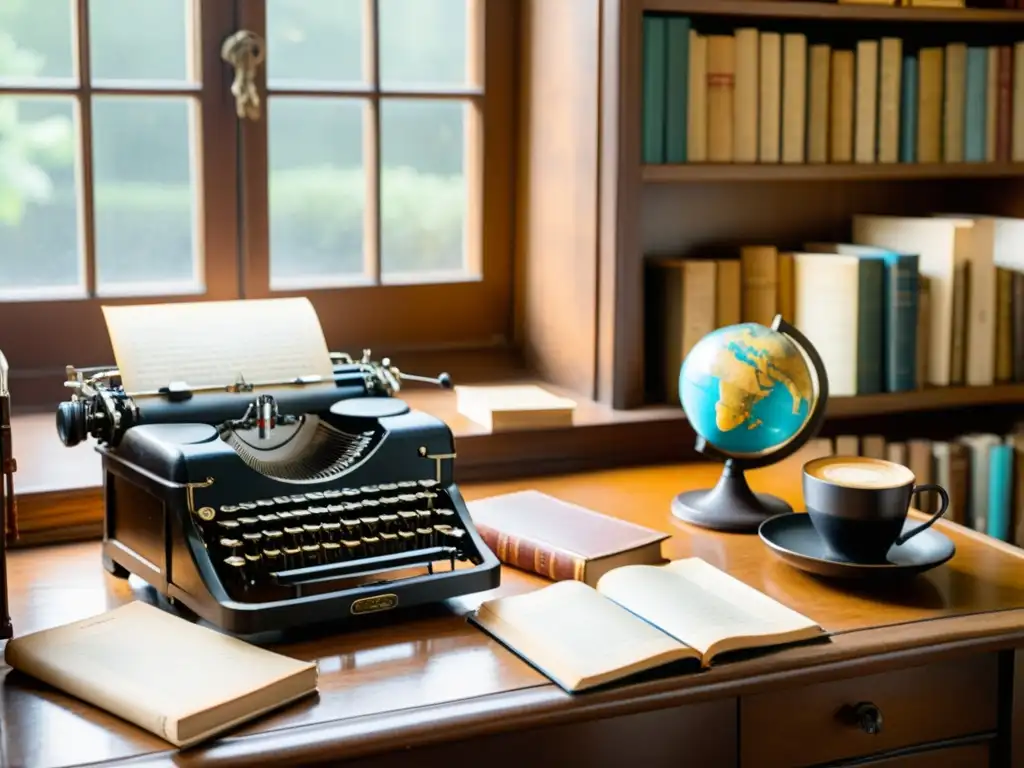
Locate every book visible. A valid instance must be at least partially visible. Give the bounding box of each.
[469,557,825,693]
[467,489,668,585]
[3,601,318,748]
[454,384,576,431]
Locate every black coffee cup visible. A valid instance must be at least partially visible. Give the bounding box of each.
[802,455,950,563]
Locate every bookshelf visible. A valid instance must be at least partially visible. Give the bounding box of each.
[517,0,1024,418]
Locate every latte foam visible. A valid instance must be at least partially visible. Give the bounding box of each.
[805,456,914,489]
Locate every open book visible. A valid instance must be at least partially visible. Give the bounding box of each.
[470,558,825,693]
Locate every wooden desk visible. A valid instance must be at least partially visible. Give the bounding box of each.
[3,454,1024,768]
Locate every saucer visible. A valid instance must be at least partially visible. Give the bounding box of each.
[758,513,955,579]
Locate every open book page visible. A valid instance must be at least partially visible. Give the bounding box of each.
[596,558,823,664]
[471,580,698,692]
[101,298,335,394]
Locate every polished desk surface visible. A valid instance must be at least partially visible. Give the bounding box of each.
[4,453,1024,768]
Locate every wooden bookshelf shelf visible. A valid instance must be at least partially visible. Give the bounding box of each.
[642,162,1024,183]
[641,0,1024,23]
[826,384,1024,417]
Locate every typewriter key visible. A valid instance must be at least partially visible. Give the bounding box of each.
[217,519,241,534]
[256,498,275,507]
[289,494,306,504]
[237,516,261,533]
[222,555,248,589]
[258,513,279,527]
[360,516,380,535]
[239,501,258,511]
[219,537,243,557]
[220,505,241,515]
[290,508,312,523]
[321,522,341,542]
[244,553,262,571]
[397,510,418,530]
[322,489,342,500]
[283,526,305,548]
[282,546,303,569]
[272,496,291,505]
[305,491,325,500]
[242,532,263,557]
[379,513,398,533]
[361,499,381,511]
[435,509,456,525]
[416,510,433,527]
[302,544,323,566]
[326,504,345,517]
[276,510,295,523]
[262,529,284,547]
[418,479,438,488]
[341,518,362,537]
[397,493,418,505]
[342,501,363,514]
[322,541,342,562]
[341,539,362,558]
[379,496,400,508]
[359,485,379,495]
[302,523,322,544]
[263,548,283,570]
[379,532,398,554]
[378,483,399,492]
[361,536,381,557]
[397,530,416,551]
[307,506,329,520]
[340,488,360,498]
[396,480,417,489]
[416,527,434,549]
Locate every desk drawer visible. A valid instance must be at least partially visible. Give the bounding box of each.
[740,654,999,768]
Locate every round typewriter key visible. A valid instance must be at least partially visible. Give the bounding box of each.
[321,522,342,542]
[397,530,416,550]
[378,483,399,492]
[276,510,295,522]
[256,498,275,507]
[258,513,279,527]
[290,508,312,523]
[418,479,438,488]
[242,532,263,556]
[305,491,325,500]
[340,488,360,498]
[283,526,304,548]
[435,509,456,524]
[290,494,306,503]
[282,547,303,569]
[360,516,380,535]
[220,505,240,514]
[379,496,400,507]
[273,496,291,505]
[379,513,398,533]
[222,555,248,588]
[416,527,434,548]
[239,501,258,511]
[302,544,323,565]
[341,518,362,537]
[398,493,418,505]
[322,541,342,562]
[396,480,417,489]
[237,516,261,533]
[361,499,381,510]
[379,532,398,554]
[397,510,418,530]
[217,519,241,533]
[341,539,362,558]
[197,506,216,521]
[219,537,243,557]
[361,535,381,556]
[263,548,283,570]
[359,485,379,495]
[322,489,343,500]
[326,504,345,517]
[263,529,284,546]
[302,523,322,544]
[342,501,363,514]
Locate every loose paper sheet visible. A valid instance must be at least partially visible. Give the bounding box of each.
[102,298,335,393]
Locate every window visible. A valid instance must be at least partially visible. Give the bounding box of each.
[0,0,514,409]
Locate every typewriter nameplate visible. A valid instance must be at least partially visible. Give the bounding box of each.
[351,594,399,614]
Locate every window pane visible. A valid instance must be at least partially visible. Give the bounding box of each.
[0,97,82,298]
[91,97,200,294]
[379,0,468,89]
[266,0,364,86]
[0,0,75,81]
[380,99,467,280]
[89,0,193,83]
[268,97,365,289]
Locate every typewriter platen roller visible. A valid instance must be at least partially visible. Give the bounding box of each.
[57,351,501,635]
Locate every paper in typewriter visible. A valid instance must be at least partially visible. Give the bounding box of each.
[102,298,336,394]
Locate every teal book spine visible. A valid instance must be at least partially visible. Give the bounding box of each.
[964,47,988,162]
[899,55,918,163]
[856,259,886,395]
[884,253,919,392]
[664,16,690,163]
[988,443,1013,541]
[642,15,667,164]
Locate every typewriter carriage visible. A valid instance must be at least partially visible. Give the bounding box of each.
[58,350,500,636]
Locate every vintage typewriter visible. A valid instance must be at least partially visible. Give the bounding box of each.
[54,350,500,636]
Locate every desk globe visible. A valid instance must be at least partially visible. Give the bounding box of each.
[672,314,830,533]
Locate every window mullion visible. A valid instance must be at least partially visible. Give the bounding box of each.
[364,0,381,285]
[74,0,97,298]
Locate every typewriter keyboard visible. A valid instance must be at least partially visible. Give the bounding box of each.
[194,480,479,601]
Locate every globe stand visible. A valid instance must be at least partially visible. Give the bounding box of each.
[672,460,794,532]
[671,315,830,534]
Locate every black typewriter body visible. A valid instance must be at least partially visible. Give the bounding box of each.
[58,354,501,635]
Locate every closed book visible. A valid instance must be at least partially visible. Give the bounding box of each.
[988,442,1013,541]
[854,40,879,163]
[758,31,781,163]
[804,243,918,393]
[943,43,966,163]
[3,601,318,748]
[877,37,902,163]
[688,31,708,162]
[467,490,669,586]
[733,27,759,163]
[963,47,988,162]
[899,54,918,163]
[455,385,576,431]
[917,47,943,164]
[664,16,691,163]
[1014,272,1024,382]
[781,33,807,163]
[706,35,736,162]
[641,15,667,163]
[958,433,1002,532]
[933,440,970,526]
[996,267,1013,382]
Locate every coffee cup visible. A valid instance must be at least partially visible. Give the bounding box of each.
[802,455,950,563]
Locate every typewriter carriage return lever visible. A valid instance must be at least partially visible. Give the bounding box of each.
[53,349,500,636]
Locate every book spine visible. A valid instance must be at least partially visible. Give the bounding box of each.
[899,54,918,163]
[641,15,667,164]
[1014,272,1024,382]
[475,525,585,582]
[988,442,1013,541]
[664,16,691,163]
[963,46,988,162]
[886,254,919,392]
[996,46,1013,163]
[857,258,885,395]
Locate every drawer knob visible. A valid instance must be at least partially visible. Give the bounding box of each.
[853,702,883,735]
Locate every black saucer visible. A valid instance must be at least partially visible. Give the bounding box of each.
[758,513,955,579]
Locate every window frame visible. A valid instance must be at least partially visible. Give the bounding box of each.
[0,0,240,407]
[236,0,516,357]
[1,0,517,410]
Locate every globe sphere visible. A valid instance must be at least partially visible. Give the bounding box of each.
[679,322,817,458]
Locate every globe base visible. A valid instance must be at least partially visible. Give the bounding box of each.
[671,463,793,533]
